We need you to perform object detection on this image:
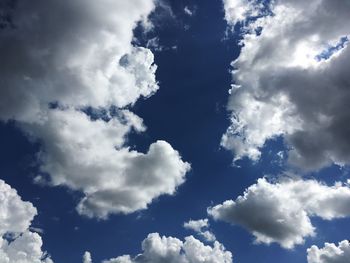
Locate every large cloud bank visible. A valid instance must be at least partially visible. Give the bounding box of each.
[0,0,190,219]
[86,233,232,263]
[222,0,350,171]
[209,178,350,249]
[0,179,52,263]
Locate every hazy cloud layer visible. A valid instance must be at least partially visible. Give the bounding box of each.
[222,0,350,171]
[0,179,52,263]
[0,0,190,218]
[208,178,350,249]
[307,240,350,263]
[86,233,232,263]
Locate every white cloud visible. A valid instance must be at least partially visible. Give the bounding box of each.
[184,6,194,16]
[0,181,36,236]
[0,0,191,218]
[223,0,264,26]
[146,37,163,52]
[23,108,190,219]
[307,240,350,263]
[208,177,350,249]
[0,179,53,263]
[87,233,232,263]
[184,219,210,233]
[83,251,93,263]
[29,227,44,235]
[184,219,216,242]
[0,0,158,122]
[222,0,350,171]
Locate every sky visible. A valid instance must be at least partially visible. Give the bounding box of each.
[0,0,350,262]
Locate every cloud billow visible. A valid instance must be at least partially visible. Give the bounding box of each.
[208,177,350,249]
[85,233,232,263]
[222,0,350,171]
[307,240,350,263]
[0,0,190,219]
[0,179,53,263]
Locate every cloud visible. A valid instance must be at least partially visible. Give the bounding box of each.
[222,0,265,26]
[86,233,232,263]
[208,177,350,249]
[0,181,36,235]
[83,251,93,263]
[0,179,53,263]
[0,0,158,122]
[146,37,163,52]
[307,240,350,263]
[0,0,190,218]
[222,0,350,171]
[184,219,216,242]
[23,108,190,219]
[184,6,194,16]
[29,227,44,235]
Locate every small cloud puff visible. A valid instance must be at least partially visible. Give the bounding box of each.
[184,218,216,242]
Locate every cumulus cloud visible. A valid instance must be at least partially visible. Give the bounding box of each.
[307,240,350,263]
[208,177,350,249]
[0,0,158,122]
[22,108,190,219]
[0,179,52,263]
[83,251,93,263]
[86,233,232,263]
[0,181,36,235]
[222,0,350,171]
[184,219,216,242]
[0,0,190,218]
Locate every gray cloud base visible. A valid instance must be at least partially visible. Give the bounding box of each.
[222,0,350,171]
[208,178,350,249]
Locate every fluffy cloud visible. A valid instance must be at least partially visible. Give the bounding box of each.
[0,0,158,122]
[22,108,190,219]
[0,0,190,218]
[86,233,232,263]
[307,240,350,263]
[83,251,92,263]
[184,219,216,242]
[223,0,264,25]
[222,0,350,170]
[0,181,36,235]
[0,179,52,263]
[208,178,350,249]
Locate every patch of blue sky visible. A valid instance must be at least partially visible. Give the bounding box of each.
[316,36,349,61]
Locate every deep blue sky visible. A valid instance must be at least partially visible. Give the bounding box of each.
[0,0,349,262]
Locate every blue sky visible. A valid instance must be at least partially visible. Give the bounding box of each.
[0,0,350,263]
